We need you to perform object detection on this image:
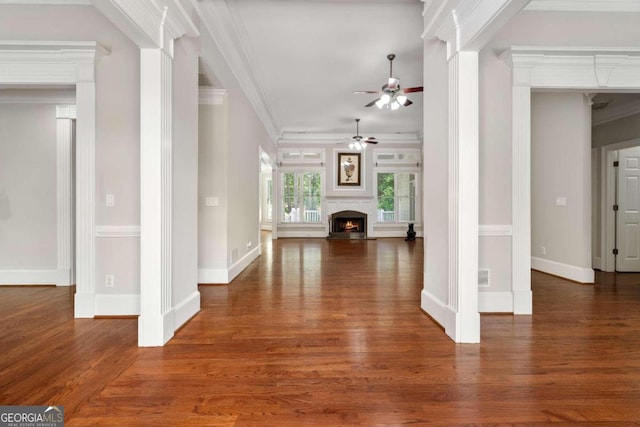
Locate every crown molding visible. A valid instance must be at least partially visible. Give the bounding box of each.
[199,87,226,105]
[424,0,529,58]
[193,0,279,142]
[525,0,640,12]
[92,0,198,54]
[592,97,640,126]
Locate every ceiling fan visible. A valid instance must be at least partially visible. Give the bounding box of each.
[344,118,377,150]
[354,53,423,110]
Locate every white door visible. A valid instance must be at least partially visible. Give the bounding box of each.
[617,146,640,271]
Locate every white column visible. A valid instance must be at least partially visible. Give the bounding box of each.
[139,48,174,346]
[447,51,480,343]
[74,63,97,318]
[56,105,76,287]
[511,84,533,314]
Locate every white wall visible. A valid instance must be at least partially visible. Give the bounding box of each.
[530,92,593,282]
[198,25,277,283]
[198,102,229,281]
[0,104,57,275]
[0,4,141,304]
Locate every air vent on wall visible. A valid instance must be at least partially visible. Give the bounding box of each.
[478,269,490,287]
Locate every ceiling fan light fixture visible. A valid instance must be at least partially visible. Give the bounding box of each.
[375,99,385,109]
[349,142,355,149]
[391,100,400,110]
[380,93,391,104]
[397,94,407,105]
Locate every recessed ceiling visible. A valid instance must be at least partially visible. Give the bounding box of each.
[198,0,424,141]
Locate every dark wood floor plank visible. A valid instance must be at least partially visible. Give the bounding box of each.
[3,235,640,425]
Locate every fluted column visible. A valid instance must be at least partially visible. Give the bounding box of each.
[139,48,174,346]
[56,105,76,287]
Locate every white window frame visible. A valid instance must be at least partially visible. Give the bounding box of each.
[375,168,422,224]
[279,168,324,224]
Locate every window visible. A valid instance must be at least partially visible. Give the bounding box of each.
[282,172,322,223]
[377,172,417,223]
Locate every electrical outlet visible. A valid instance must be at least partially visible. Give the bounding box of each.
[247,241,252,248]
[105,274,114,288]
[106,194,115,207]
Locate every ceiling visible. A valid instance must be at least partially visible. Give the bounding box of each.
[197,0,425,143]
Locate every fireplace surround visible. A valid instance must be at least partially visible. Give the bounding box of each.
[327,210,368,239]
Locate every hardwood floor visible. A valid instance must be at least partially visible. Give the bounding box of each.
[2,236,640,425]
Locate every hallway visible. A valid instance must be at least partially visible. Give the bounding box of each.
[2,237,640,425]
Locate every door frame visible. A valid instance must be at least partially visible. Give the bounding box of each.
[601,138,640,272]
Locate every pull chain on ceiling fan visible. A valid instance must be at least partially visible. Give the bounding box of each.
[354,53,423,110]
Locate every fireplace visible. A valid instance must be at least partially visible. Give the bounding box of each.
[328,210,367,239]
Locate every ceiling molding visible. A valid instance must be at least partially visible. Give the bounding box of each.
[500,46,640,88]
[524,0,640,12]
[424,0,530,58]
[193,0,279,142]
[92,0,198,54]
[593,97,640,126]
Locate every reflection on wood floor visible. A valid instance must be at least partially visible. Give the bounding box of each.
[2,234,640,425]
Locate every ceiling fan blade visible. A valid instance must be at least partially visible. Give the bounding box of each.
[402,86,423,93]
[364,138,378,144]
[354,90,381,94]
[402,99,413,107]
[387,77,400,90]
[365,98,380,108]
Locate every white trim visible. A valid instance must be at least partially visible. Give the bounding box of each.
[0,270,59,285]
[94,294,141,316]
[276,230,327,238]
[228,245,260,283]
[478,291,513,313]
[198,245,261,284]
[420,288,450,328]
[194,0,279,142]
[478,224,513,236]
[57,110,74,287]
[525,0,640,12]
[199,87,226,105]
[601,138,640,272]
[0,41,107,318]
[173,290,201,330]
[532,257,595,283]
[279,132,421,145]
[95,225,141,238]
[198,268,229,284]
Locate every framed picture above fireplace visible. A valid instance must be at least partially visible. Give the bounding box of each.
[337,152,361,186]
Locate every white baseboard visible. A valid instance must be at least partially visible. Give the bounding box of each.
[56,268,73,286]
[531,256,595,283]
[173,290,200,330]
[420,288,449,328]
[276,230,327,238]
[199,246,261,284]
[198,268,229,284]
[478,291,513,313]
[592,256,603,271]
[229,246,260,282]
[95,294,140,316]
[0,269,58,285]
